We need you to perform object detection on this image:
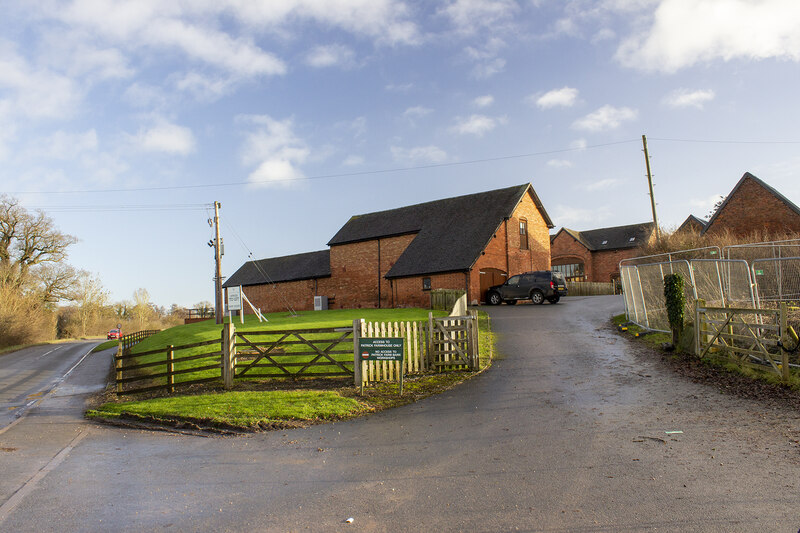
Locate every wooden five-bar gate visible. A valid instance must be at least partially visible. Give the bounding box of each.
[695,299,796,382]
[115,313,481,395]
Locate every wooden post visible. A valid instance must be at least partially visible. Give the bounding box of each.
[470,309,479,369]
[427,312,434,367]
[781,302,790,383]
[695,299,705,357]
[352,319,362,391]
[167,345,174,393]
[222,322,235,389]
[115,340,123,394]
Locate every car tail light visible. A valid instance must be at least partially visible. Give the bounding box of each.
[550,281,555,289]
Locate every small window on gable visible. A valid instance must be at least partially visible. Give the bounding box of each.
[601,240,608,245]
[422,277,432,291]
[519,218,529,250]
[629,237,636,242]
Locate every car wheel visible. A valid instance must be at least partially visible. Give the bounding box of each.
[505,299,517,305]
[548,295,560,304]
[487,291,502,305]
[530,289,544,305]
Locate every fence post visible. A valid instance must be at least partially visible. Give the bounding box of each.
[352,319,362,389]
[167,345,174,393]
[470,309,479,369]
[115,339,123,394]
[781,302,790,383]
[427,312,434,367]
[222,322,235,389]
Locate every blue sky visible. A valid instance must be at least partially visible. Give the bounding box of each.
[2,0,800,308]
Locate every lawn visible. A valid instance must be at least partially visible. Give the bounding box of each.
[118,308,450,390]
[88,390,368,428]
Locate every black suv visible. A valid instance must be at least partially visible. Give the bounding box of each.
[486,270,568,305]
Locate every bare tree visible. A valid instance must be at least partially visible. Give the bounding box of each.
[71,271,109,337]
[0,195,78,290]
[131,288,152,330]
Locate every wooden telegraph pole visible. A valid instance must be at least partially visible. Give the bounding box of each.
[642,135,661,242]
[213,201,223,325]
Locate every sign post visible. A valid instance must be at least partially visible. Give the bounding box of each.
[357,337,404,395]
[227,286,243,324]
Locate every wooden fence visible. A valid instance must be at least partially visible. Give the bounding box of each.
[566,281,616,296]
[695,299,796,382]
[118,330,159,353]
[115,311,480,395]
[431,289,466,311]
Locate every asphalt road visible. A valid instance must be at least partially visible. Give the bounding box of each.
[1,296,800,532]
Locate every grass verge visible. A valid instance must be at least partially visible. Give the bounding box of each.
[613,313,800,393]
[88,309,494,433]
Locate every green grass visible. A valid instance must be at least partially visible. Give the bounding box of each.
[92,339,119,352]
[120,308,449,387]
[88,390,367,427]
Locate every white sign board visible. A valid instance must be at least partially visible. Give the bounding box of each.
[227,286,242,311]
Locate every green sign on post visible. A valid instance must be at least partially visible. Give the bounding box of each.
[357,338,404,395]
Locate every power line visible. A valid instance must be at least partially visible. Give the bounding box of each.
[25,203,209,213]
[7,139,640,196]
[649,137,800,145]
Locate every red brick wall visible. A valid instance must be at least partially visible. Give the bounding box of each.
[590,248,640,282]
[390,272,469,308]
[705,177,800,237]
[550,231,592,280]
[236,277,336,314]
[551,231,644,282]
[471,191,551,303]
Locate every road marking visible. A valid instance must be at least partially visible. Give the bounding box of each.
[37,346,63,359]
[0,344,98,437]
[0,430,89,524]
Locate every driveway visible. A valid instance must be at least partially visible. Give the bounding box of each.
[1,296,799,532]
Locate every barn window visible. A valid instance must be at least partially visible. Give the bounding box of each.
[519,218,529,250]
[422,277,432,291]
[552,263,585,281]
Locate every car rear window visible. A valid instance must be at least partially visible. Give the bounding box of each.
[552,272,566,283]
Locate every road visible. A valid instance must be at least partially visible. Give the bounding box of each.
[1,296,799,531]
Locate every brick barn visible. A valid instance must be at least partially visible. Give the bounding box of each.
[549,222,655,284]
[224,184,554,312]
[701,172,800,237]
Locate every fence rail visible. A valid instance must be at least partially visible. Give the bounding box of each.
[695,300,796,382]
[115,298,481,395]
[566,281,616,296]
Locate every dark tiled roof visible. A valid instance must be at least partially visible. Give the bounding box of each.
[328,184,553,278]
[556,222,654,251]
[676,214,707,233]
[223,250,330,287]
[703,172,800,234]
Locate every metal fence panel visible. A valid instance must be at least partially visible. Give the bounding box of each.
[752,257,800,305]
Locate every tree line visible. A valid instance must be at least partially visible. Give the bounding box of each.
[0,195,209,349]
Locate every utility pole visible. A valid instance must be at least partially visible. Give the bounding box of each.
[642,134,661,242]
[213,201,223,325]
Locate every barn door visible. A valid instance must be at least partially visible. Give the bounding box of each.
[479,268,507,303]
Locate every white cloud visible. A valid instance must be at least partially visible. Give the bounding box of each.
[473,95,494,108]
[26,130,99,160]
[464,37,507,78]
[0,46,81,120]
[305,44,356,69]
[471,57,506,79]
[547,159,573,168]
[551,204,612,228]
[663,88,716,109]
[384,82,414,92]
[572,105,637,132]
[403,106,433,118]
[438,0,519,34]
[342,155,365,166]
[531,87,579,109]
[134,119,196,155]
[616,0,800,72]
[239,114,310,188]
[174,72,236,101]
[571,138,588,150]
[122,82,167,109]
[451,114,507,136]
[390,145,447,163]
[585,178,621,191]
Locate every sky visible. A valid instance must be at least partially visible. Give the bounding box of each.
[2,0,800,308]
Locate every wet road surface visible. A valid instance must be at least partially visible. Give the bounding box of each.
[1,296,799,531]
